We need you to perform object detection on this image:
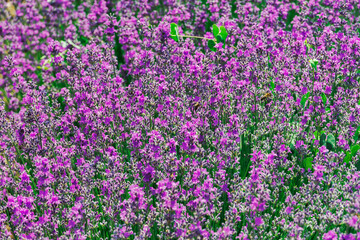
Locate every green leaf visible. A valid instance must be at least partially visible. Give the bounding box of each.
[212,24,219,38]
[326,107,330,113]
[314,148,319,155]
[320,133,326,146]
[208,40,216,52]
[326,133,336,151]
[314,131,319,139]
[321,93,327,105]
[219,26,228,42]
[344,152,352,164]
[170,23,178,35]
[351,144,360,156]
[270,81,275,91]
[309,59,318,71]
[170,23,179,42]
[313,130,325,139]
[303,157,313,171]
[215,35,223,44]
[300,92,310,108]
[358,98,360,105]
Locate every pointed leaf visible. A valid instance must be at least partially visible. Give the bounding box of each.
[170,23,179,42]
[170,35,179,42]
[313,130,326,138]
[300,92,310,108]
[351,144,360,156]
[321,93,327,105]
[219,26,228,41]
[309,59,318,71]
[314,131,319,139]
[303,157,313,171]
[270,81,275,91]
[326,133,336,151]
[212,24,219,38]
[320,133,326,146]
[208,40,216,52]
[344,152,352,164]
[170,23,178,35]
[216,35,224,44]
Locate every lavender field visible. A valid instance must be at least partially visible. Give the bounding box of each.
[1,0,360,239]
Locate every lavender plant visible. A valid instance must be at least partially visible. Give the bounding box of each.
[1,0,360,239]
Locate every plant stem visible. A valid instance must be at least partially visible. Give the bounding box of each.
[179,35,238,50]
[179,35,212,40]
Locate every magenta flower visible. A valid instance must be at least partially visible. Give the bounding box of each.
[323,230,338,240]
[255,217,264,226]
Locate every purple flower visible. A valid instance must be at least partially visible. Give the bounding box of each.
[348,215,358,227]
[254,217,264,226]
[323,230,338,240]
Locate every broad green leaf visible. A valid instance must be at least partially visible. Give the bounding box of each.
[321,93,327,105]
[290,143,295,151]
[208,40,216,52]
[215,35,226,49]
[320,133,326,146]
[212,24,219,38]
[300,92,310,108]
[344,152,352,164]
[326,133,336,151]
[215,35,223,44]
[170,23,178,35]
[270,81,275,91]
[303,157,313,170]
[170,23,179,42]
[314,131,319,139]
[326,107,331,113]
[351,144,360,156]
[313,130,325,139]
[219,26,228,42]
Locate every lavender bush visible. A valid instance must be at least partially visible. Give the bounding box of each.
[1,0,360,239]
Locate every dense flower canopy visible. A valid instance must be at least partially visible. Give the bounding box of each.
[0,0,360,239]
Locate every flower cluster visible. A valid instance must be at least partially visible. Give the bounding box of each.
[1,0,360,239]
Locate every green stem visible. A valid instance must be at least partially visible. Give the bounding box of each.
[178,35,238,50]
[179,35,212,40]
